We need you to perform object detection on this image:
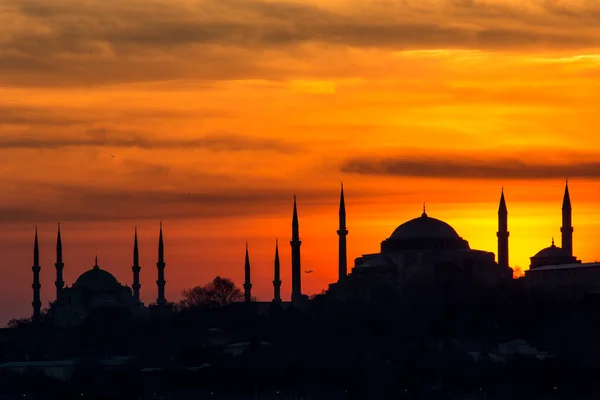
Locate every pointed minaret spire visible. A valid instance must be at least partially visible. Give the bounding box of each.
[156,221,167,305]
[292,194,299,239]
[561,180,573,257]
[134,226,139,266]
[34,225,39,267]
[132,226,141,303]
[56,222,62,263]
[290,195,303,303]
[158,221,164,263]
[562,179,571,211]
[497,188,509,270]
[337,183,348,282]
[244,242,252,304]
[498,189,507,214]
[32,226,41,322]
[273,238,282,304]
[55,222,64,301]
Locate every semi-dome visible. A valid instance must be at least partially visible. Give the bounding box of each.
[390,211,460,239]
[74,262,121,292]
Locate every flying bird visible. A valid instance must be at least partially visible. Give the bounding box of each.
[304,270,313,274]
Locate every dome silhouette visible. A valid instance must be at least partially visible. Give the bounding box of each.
[533,244,569,259]
[74,263,121,292]
[390,212,460,239]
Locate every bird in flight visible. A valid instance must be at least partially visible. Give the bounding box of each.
[304,270,313,274]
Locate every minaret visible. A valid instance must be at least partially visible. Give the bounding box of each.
[273,239,282,304]
[497,188,509,269]
[132,226,141,303]
[337,183,348,282]
[156,221,166,305]
[32,226,41,322]
[55,222,64,301]
[561,180,573,257]
[290,195,303,303]
[243,242,252,304]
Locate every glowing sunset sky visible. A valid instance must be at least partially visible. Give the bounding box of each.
[2,0,600,325]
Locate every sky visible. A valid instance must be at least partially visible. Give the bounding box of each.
[2,0,600,325]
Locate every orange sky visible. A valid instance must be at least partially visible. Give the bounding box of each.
[2,0,600,325]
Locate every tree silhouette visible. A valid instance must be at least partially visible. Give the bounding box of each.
[179,276,244,310]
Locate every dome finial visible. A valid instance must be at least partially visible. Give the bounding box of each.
[422,202,427,217]
[94,255,99,269]
[552,236,555,246]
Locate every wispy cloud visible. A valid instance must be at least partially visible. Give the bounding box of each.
[341,153,600,179]
[0,105,228,126]
[0,130,300,153]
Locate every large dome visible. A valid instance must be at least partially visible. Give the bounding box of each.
[381,210,469,253]
[74,263,121,292]
[390,212,460,239]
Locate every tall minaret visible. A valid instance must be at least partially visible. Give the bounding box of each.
[290,195,303,303]
[337,183,348,282]
[561,179,573,257]
[55,222,64,301]
[156,221,166,305]
[132,226,141,303]
[243,242,252,304]
[32,226,41,322]
[273,239,282,304]
[497,188,509,269]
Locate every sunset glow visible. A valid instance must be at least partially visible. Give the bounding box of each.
[2,0,600,325]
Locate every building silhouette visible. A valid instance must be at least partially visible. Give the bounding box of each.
[27,180,600,324]
[33,223,174,326]
[523,182,600,291]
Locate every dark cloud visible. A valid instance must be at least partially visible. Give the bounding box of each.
[0,182,344,223]
[0,130,299,153]
[341,155,600,180]
[0,105,228,126]
[2,0,600,86]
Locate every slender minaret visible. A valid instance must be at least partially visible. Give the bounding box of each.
[561,179,573,257]
[290,195,302,303]
[337,183,348,282]
[497,188,509,269]
[156,221,166,305]
[132,226,141,303]
[55,222,64,301]
[273,239,282,304]
[32,226,41,322]
[243,242,252,304]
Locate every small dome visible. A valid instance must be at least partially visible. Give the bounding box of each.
[390,213,460,239]
[74,264,121,292]
[533,244,569,259]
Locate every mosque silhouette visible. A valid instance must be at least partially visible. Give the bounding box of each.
[27,181,600,325]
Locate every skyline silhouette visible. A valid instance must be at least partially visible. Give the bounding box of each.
[3,0,600,327]
[4,180,600,326]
